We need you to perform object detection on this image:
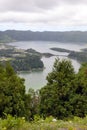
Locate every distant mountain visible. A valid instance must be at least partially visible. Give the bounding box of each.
[0,30,87,43]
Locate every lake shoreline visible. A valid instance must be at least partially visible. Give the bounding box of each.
[17,67,45,74]
[6,41,84,90]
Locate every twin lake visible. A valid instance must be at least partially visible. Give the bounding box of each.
[8,41,87,91]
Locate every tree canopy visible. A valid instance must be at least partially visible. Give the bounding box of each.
[39,58,87,119]
[0,63,26,117]
[0,63,39,120]
[0,59,87,120]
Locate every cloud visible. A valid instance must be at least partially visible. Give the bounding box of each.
[0,0,87,12]
[0,0,60,12]
[0,0,87,30]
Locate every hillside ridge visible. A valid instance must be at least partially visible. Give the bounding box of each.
[0,30,87,43]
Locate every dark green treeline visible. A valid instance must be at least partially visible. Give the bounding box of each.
[0,59,87,120]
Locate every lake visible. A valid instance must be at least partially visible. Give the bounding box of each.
[8,41,87,91]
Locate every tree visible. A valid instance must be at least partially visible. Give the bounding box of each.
[70,63,87,117]
[0,63,26,117]
[25,88,40,120]
[0,63,41,120]
[39,58,75,119]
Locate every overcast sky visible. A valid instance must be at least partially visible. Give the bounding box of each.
[0,0,87,31]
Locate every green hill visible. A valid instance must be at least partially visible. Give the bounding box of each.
[0,30,87,43]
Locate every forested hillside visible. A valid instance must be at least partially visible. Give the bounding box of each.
[0,46,44,71]
[0,30,87,43]
[50,47,87,63]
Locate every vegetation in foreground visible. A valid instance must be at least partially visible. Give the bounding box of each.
[40,59,87,119]
[0,58,87,129]
[0,114,87,130]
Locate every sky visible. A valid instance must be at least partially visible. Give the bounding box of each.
[0,0,87,31]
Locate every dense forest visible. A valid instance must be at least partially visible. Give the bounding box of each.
[0,58,87,129]
[0,46,44,71]
[0,59,87,120]
[1,30,87,43]
[11,54,44,71]
[51,47,87,63]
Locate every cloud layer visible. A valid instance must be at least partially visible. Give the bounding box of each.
[0,0,87,30]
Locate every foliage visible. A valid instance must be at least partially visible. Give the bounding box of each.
[1,57,87,124]
[0,47,44,72]
[39,58,75,119]
[24,88,40,121]
[68,51,87,63]
[0,115,87,130]
[0,63,26,117]
[39,58,87,119]
[70,63,87,117]
[0,63,40,120]
[50,47,87,63]
[11,54,44,71]
[0,114,26,130]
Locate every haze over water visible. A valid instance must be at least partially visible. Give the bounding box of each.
[9,41,87,91]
